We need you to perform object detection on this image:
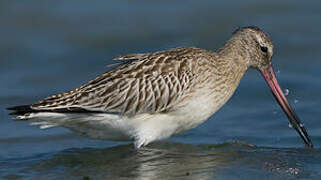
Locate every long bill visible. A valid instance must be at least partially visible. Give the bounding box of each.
[260,65,313,148]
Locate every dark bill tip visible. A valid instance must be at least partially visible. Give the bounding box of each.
[260,65,313,148]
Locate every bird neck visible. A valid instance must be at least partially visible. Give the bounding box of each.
[217,35,251,70]
[205,37,250,92]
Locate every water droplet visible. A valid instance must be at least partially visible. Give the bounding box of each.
[299,123,304,128]
[294,99,299,104]
[276,69,281,74]
[284,89,289,96]
[272,109,278,114]
[288,123,293,128]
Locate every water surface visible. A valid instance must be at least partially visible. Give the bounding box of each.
[1,1,321,179]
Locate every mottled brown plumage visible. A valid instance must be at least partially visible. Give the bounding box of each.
[32,47,211,114]
[8,26,313,148]
[30,45,247,116]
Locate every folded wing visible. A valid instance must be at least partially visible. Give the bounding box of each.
[15,48,199,116]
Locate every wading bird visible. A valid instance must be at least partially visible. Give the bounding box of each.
[8,26,313,148]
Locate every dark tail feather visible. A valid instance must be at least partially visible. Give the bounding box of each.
[7,105,34,115]
[7,105,103,115]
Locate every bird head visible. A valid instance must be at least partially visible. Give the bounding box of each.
[232,26,313,148]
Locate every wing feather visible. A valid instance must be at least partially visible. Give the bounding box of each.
[30,47,204,115]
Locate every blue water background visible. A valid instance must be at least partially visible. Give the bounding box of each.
[1,1,321,179]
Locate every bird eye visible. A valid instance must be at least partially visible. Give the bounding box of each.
[260,46,268,53]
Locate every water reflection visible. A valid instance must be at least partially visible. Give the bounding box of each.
[32,143,221,179]
[28,142,315,180]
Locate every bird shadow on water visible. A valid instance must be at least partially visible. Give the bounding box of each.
[16,141,320,180]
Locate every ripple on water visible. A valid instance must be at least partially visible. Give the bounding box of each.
[1,142,320,180]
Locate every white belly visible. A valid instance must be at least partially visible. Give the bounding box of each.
[27,90,230,148]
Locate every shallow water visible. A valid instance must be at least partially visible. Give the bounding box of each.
[1,1,321,179]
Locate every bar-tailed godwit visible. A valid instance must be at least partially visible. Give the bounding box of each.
[8,26,313,148]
